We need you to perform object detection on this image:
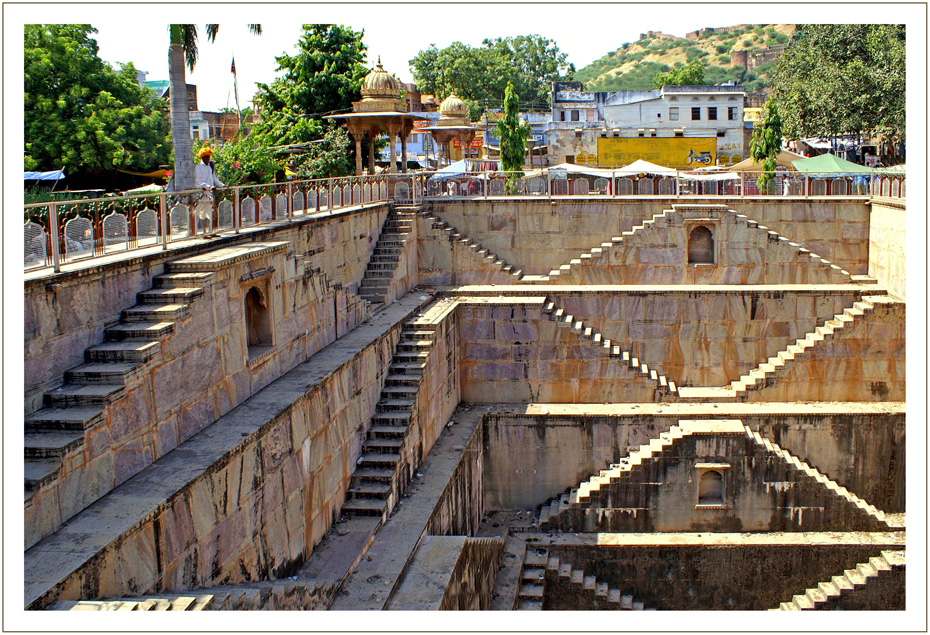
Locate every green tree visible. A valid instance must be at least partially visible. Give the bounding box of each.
[253,25,367,144]
[201,136,279,186]
[771,24,905,152]
[410,35,574,108]
[496,81,532,193]
[168,24,261,191]
[750,98,783,193]
[653,60,706,89]
[24,24,171,175]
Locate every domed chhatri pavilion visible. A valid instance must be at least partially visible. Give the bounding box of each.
[325,58,427,175]
[424,93,477,166]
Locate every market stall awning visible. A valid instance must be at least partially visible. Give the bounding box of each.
[791,154,873,174]
[729,150,806,172]
[116,168,170,178]
[614,159,677,176]
[681,171,741,181]
[524,163,619,179]
[24,169,65,181]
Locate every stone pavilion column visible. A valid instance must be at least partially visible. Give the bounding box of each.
[400,132,408,173]
[367,125,378,175]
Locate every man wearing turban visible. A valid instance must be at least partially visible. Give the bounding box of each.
[194,146,225,234]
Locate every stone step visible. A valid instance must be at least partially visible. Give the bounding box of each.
[363,438,405,452]
[25,406,105,432]
[353,467,396,482]
[86,340,161,364]
[25,459,61,493]
[65,362,145,386]
[24,430,84,459]
[358,453,401,467]
[369,425,409,438]
[342,498,387,517]
[137,287,203,305]
[518,584,544,600]
[154,272,215,288]
[384,374,421,386]
[348,482,392,497]
[104,322,175,341]
[122,304,190,323]
[44,383,125,408]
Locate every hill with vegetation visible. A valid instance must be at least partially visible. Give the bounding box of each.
[574,24,795,94]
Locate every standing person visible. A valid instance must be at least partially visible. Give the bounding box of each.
[195,146,225,234]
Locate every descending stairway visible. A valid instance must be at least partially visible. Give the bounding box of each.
[542,296,677,398]
[517,549,647,610]
[424,213,526,282]
[358,208,416,307]
[44,579,321,611]
[24,271,215,506]
[773,550,905,610]
[340,318,437,518]
[677,295,883,401]
[547,205,854,284]
[539,421,891,533]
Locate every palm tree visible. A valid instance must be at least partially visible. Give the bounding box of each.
[168,24,261,190]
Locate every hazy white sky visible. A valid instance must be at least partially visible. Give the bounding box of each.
[12,2,904,112]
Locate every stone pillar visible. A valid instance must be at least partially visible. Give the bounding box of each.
[386,123,400,174]
[400,133,408,173]
[355,136,363,176]
[368,125,377,175]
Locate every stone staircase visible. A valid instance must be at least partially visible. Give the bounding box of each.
[24,270,215,507]
[677,295,883,401]
[542,296,677,398]
[517,549,647,610]
[424,213,526,282]
[538,421,891,533]
[340,316,437,518]
[546,204,854,284]
[773,550,905,610]
[537,422,687,531]
[44,579,323,611]
[358,208,415,307]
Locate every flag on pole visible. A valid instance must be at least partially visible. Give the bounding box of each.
[231,57,236,74]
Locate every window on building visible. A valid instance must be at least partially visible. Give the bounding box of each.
[675,131,684,138]
[669,107,679,121]
[638,131,645,137]
[571,110,580,122]
[691,107,701,121]
[560,111,566,122]
[717,131,726,138]
[728,107,737,120]
[708,107,718,121]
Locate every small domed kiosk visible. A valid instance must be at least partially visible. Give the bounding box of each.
[423,93,477,167]
[325,58,427,175]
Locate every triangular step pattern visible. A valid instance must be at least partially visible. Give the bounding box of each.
[24,271,215,504]
[423,213,526,282]
[549,204,853,284]
[772,550,905,610]
[542,296,678,399]
[358,208,416,307]
[538,422,891,533]
[677,296,880,401]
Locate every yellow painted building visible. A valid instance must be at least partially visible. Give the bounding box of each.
[597,137,719,169]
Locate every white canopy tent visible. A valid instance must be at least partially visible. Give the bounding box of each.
[613,159,678,176]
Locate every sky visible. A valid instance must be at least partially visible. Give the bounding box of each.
[13,2,906,113]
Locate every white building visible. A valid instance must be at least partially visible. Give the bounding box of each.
[548,82,746,168]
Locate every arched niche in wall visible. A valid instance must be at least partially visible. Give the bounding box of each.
[697,470,724,505]
[687,225,715,264]
[245,284,273,360]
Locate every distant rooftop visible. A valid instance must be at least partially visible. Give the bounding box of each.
[661,85,745,93]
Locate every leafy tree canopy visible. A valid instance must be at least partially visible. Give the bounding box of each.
[410,35,574,109]
[771,24,905,143]
[24,24,171,174]
[252,24,368,146]
[749,98,783,191]
[653,60,706,89]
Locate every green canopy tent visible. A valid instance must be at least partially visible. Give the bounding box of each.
[790,153,873,174]
[790,153,872,196]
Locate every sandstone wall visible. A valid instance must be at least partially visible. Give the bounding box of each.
[426,413,485,537]
[483,409,905,513]
[24,204,390,414]
[458,302,661,404]
[416,216,515,287]
[439,537,505,610]
[25,306,412,608]
[553,290,857,386]
[425,198,870,276]
[868,199,906,299]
